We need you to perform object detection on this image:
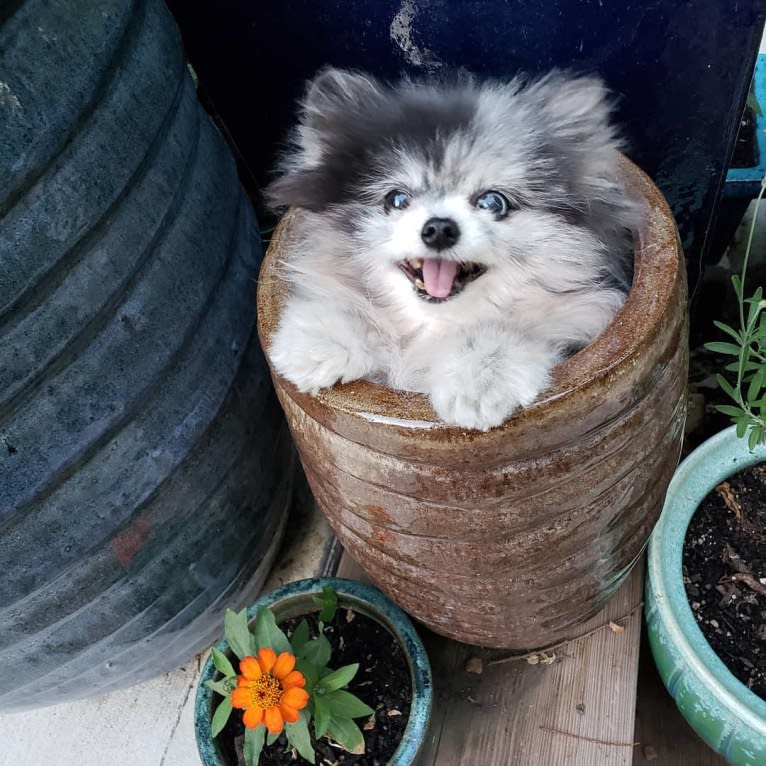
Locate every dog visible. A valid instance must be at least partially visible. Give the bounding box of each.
[265,68,641,430]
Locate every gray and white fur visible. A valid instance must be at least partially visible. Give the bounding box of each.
[266,68,641,430]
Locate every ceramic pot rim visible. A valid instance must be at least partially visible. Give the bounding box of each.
[194,577,433,766]
[647,426,766,729]
[257,153,685,445]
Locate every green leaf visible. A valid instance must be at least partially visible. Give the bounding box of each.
[748,425,761,450]
[211,647,237,679]
[253,606,291,655]
[736,417,749,438]
[205,678,235,696]
[747,372,764,405]
[296,656,320,690]
[747,89,763,116]
[313,697,331,739]
[746,293,763,327]
[285,710,315,763]
[290,619,310,656]
[326,717,366,755]
[316,663,359,694]
[321,689,375,719]
[243,725,266,766]
[712,321,743,343]
[732,273,743,298]
[715,404,746,418]
[210,696,233,738]
[302,633,332,669]
[224,608,254,660]
[704,341,742,356]
[312,586,339,624]
[716,373,738,402]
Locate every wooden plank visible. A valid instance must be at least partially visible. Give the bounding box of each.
[338,550,643,766]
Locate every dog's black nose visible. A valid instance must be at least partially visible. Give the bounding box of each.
[421,217,460,250]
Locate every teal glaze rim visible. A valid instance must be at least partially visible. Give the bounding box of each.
[647,425,766,729]
[194,577,433,766]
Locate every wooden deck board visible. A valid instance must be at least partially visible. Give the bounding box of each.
[338,553,644,766]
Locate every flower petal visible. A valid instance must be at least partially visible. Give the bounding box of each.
[279,703,300,724]
[242,705,264,729]
[281,670,306,689]
[239,656,262,681]
[281,686,309,710]
[257,647,277,674]
[272,651,296,680]
[231,687,252,709]
[263,706,284,734]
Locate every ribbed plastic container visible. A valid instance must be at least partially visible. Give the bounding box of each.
[646,427,766,765]
[258,155,688,649]
[0,0,291,710]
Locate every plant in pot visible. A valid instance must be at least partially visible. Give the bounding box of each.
[194,578,433,766]
[645,178,766,765]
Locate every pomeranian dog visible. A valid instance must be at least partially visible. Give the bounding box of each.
[265,68,641,430]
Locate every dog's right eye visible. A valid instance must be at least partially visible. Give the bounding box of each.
[384,189,411,212]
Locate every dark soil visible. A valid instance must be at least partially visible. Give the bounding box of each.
[218,609,411,766]
[683,463,766,698]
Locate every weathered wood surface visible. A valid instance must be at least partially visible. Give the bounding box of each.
[339,553,644,766]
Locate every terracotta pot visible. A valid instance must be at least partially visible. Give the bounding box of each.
[257,155,688,649]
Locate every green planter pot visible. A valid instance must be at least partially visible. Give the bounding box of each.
[645,426,766,765]
[194,577,433,766]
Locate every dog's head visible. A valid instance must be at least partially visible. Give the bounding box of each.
[267,68,639,313]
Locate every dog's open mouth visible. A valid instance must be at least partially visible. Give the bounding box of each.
[397,257,487,303]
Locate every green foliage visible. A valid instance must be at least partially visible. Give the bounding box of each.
[208,588,375,766]
[705,179,766,448]
[312,586,339,624]
[252,606,292,655]
[224,608,254,660]
[210,696,233,738]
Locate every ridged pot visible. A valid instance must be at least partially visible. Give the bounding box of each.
[0,0,291,709]
[257,155,688,649]
[646,427,766,765]
[194,577,433,766]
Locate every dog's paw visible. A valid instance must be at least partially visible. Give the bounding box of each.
[270,308,377,394]
[426,328,556,430]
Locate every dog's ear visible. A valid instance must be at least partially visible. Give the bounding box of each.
[529,71,616,147]
[302,68,384,126]
[265,68,385,211]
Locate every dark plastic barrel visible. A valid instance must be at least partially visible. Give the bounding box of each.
[0,0,291,710]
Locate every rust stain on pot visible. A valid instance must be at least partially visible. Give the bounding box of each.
[257,155,688,650]
[111,516,152,567]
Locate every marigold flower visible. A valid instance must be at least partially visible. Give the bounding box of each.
[231,647,309,733]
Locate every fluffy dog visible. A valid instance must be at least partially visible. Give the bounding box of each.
[265,68,641,430]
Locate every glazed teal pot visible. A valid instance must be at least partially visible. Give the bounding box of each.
[646,426,766,765]
[194,577,433,766]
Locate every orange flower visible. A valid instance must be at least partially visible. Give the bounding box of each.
[230,648,309,733]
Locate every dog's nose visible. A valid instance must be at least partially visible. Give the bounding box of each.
[421,217,460,250]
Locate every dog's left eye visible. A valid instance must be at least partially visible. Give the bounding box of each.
[384,189,411,211]
[475,190,512,219]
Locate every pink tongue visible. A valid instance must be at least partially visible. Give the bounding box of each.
[422,258,459,298]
